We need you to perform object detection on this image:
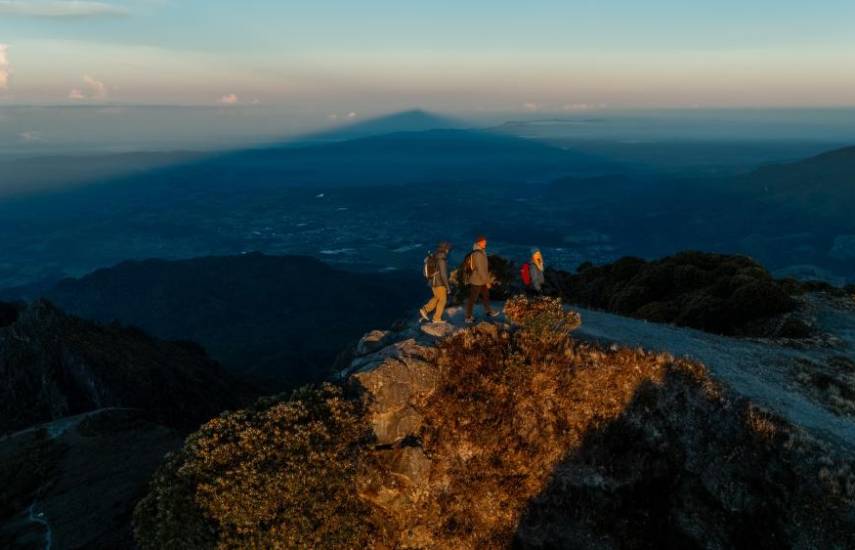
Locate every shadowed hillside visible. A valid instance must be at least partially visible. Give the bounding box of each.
[0,300,244,435]
[45,253,423,388]
[0,409,183,549]
[742,145,855,223]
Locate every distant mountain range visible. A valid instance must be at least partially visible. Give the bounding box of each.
[0,113,853,291]
[43,253,424,388]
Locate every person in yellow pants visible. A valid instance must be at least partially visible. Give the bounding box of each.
[420,242,452,323]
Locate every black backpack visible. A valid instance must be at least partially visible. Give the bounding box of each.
[464,251,478,274]
[459,251,477,284]
[423,253,439,281]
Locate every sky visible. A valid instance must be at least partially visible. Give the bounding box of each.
[1,0,855,114]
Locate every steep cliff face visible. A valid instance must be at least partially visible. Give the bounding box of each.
[135,297,855,549]
[0,300,245,434]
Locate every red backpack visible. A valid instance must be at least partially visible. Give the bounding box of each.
[520,262,532,286]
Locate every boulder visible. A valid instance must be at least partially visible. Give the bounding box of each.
[349,339,439,445]
[355,329,393,356]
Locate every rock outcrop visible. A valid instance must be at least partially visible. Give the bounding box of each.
[134,296,855,549]
[347,298,855,549]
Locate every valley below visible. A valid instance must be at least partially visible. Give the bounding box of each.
[1,111,854,548]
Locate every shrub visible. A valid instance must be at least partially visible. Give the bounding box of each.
[547,251,801,337]
[133,384,380,549]
[503,295,581,345]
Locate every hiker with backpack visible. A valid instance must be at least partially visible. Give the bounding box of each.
[420,241,452,323]
[520,248,546,293]
[464,235,499,323]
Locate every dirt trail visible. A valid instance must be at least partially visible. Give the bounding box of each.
[573,305,855,450]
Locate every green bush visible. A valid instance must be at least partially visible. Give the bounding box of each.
[547,251,800,336]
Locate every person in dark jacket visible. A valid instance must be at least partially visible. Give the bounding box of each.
[420,242,452,323]
[465,235,499,323]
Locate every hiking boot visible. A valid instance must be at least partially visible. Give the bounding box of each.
[464,317,474,324]
[419,308,429,322]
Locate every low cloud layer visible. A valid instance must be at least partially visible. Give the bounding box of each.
[0,1,128,17]
[219,93,239,105]
[69,75,108,100]
[327,112,358,121]
[19,130,42,143]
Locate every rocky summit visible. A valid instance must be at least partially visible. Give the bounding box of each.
[135,296,855,549]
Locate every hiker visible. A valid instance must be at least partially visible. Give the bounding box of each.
[420,241,452,323]
[521,248,545,293]
[464,235,499,323]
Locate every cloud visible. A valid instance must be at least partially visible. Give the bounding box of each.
[219,93,238,105]
[561,103,608,112]
[19,131,42,143]
[0,44,8,90]
[328,112,357,121]
[0,1,128,17]
[68,74,108,100]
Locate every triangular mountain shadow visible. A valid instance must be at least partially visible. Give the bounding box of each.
[299,109,469,143]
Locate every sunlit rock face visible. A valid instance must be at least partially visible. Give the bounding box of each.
[349,299,855,549]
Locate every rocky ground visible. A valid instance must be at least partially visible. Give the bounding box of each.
[570,293,855,449]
